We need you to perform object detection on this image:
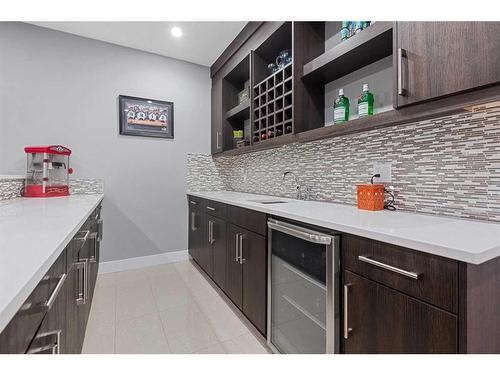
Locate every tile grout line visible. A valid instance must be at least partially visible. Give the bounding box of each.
[147,268,173,354]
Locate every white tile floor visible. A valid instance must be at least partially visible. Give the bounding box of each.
[82,260,270,354]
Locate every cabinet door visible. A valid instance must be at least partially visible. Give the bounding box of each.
[197,212,213,276]
[395,22,500,107]
[188,206,202,265]
[226,223,243,309]
[241,229,267,335]
[343,271,457,354]
[64,263,80,354]
[211,76,223,154]
[26,258,68,354]
[210,216,227,290]
[0,248,65,354]
[188,205,197,260]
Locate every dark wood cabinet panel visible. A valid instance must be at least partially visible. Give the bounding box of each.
[344,271,458,354]
[188,204,203,266]
[211,76,223,154]
[241,229,267,335]
[0,248,66,354]
[225,223,243,309]
[0,203,101,355]
[395,22,500,107]
[342,234,458,313]
[197,212,212,277]
[27,255,68,354]
[227,205,267,236]
[204,199,227,219]
[211,216,227,290]
[64,261,80,354]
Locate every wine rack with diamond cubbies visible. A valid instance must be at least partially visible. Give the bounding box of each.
[252,63,293,143]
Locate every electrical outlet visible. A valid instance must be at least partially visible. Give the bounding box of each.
[373,161,392,183]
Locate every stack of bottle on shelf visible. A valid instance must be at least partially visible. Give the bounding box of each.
[333,84,374,125]
[340,21,371,41]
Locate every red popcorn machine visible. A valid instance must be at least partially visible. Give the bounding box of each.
[24,145,73,197]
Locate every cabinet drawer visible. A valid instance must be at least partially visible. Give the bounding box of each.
[342,234,458,313]
[204,200,227,219]
[227,205,267,236]
[0,249,66,354]
[187,195,204,211]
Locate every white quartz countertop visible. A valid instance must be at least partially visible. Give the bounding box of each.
[188,190,500,265]
[0,175,23,180]
[0,194,104,333]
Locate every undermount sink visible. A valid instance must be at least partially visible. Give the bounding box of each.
[248,199,288,205]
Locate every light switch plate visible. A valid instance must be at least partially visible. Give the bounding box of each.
[373,161,392,183]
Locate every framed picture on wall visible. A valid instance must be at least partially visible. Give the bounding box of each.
[119,95,174,139]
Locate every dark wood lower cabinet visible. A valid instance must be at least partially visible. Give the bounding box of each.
[0,203,102,354]
[225,223,267,335]
[343,271,457,354]
[188,197,269,337]
[225,223,243,309]
[189,204,212,277]
[26,254,68,354]
[241,228,267,335]
[187,196,500,353]
[211,216,227,289]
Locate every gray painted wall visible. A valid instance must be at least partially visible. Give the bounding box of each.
[0,22,211,262]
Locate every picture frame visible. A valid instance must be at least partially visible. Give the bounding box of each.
[119,95,174,139]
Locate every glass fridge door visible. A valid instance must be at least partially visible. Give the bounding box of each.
[268,220,337,354]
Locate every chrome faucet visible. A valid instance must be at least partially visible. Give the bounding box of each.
[283,171,309,200]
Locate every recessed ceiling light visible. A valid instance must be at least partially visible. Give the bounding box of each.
[171,26,183,38]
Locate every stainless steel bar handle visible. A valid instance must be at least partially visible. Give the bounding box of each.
[358,255,420,280]
[97,218,103,242]
[397,48,408,96]
[268,219,332,245]
[208,220,215,244]
[76,260,87,305]
[190,212,196,231]
[216,131,222,150]
[73,230,90,248]
[206,206,215,211]
[89,233,98,263]
[189,200,198,205]
[344,284,352,339]
[239,234,246,264]
[235,233,240,263]
[46,273,67,309]
[84,259,89,302]
[27,330,61,354]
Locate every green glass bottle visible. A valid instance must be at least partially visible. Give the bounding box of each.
[340,21,351,41]
[333,89,350,124]
[358,83,374,118]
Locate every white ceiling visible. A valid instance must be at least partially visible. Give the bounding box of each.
[28,22,247,67]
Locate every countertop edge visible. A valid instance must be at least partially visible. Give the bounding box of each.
[187,191,500,265]
[0,194,104,334]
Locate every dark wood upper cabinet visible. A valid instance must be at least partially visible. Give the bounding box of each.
[211,76,223,154]
[394,22,500,107]
[241,228,267,335]
[344,271,458,354]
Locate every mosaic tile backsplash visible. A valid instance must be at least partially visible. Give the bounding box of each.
[187,108,500,222]
[0,178,104,200]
